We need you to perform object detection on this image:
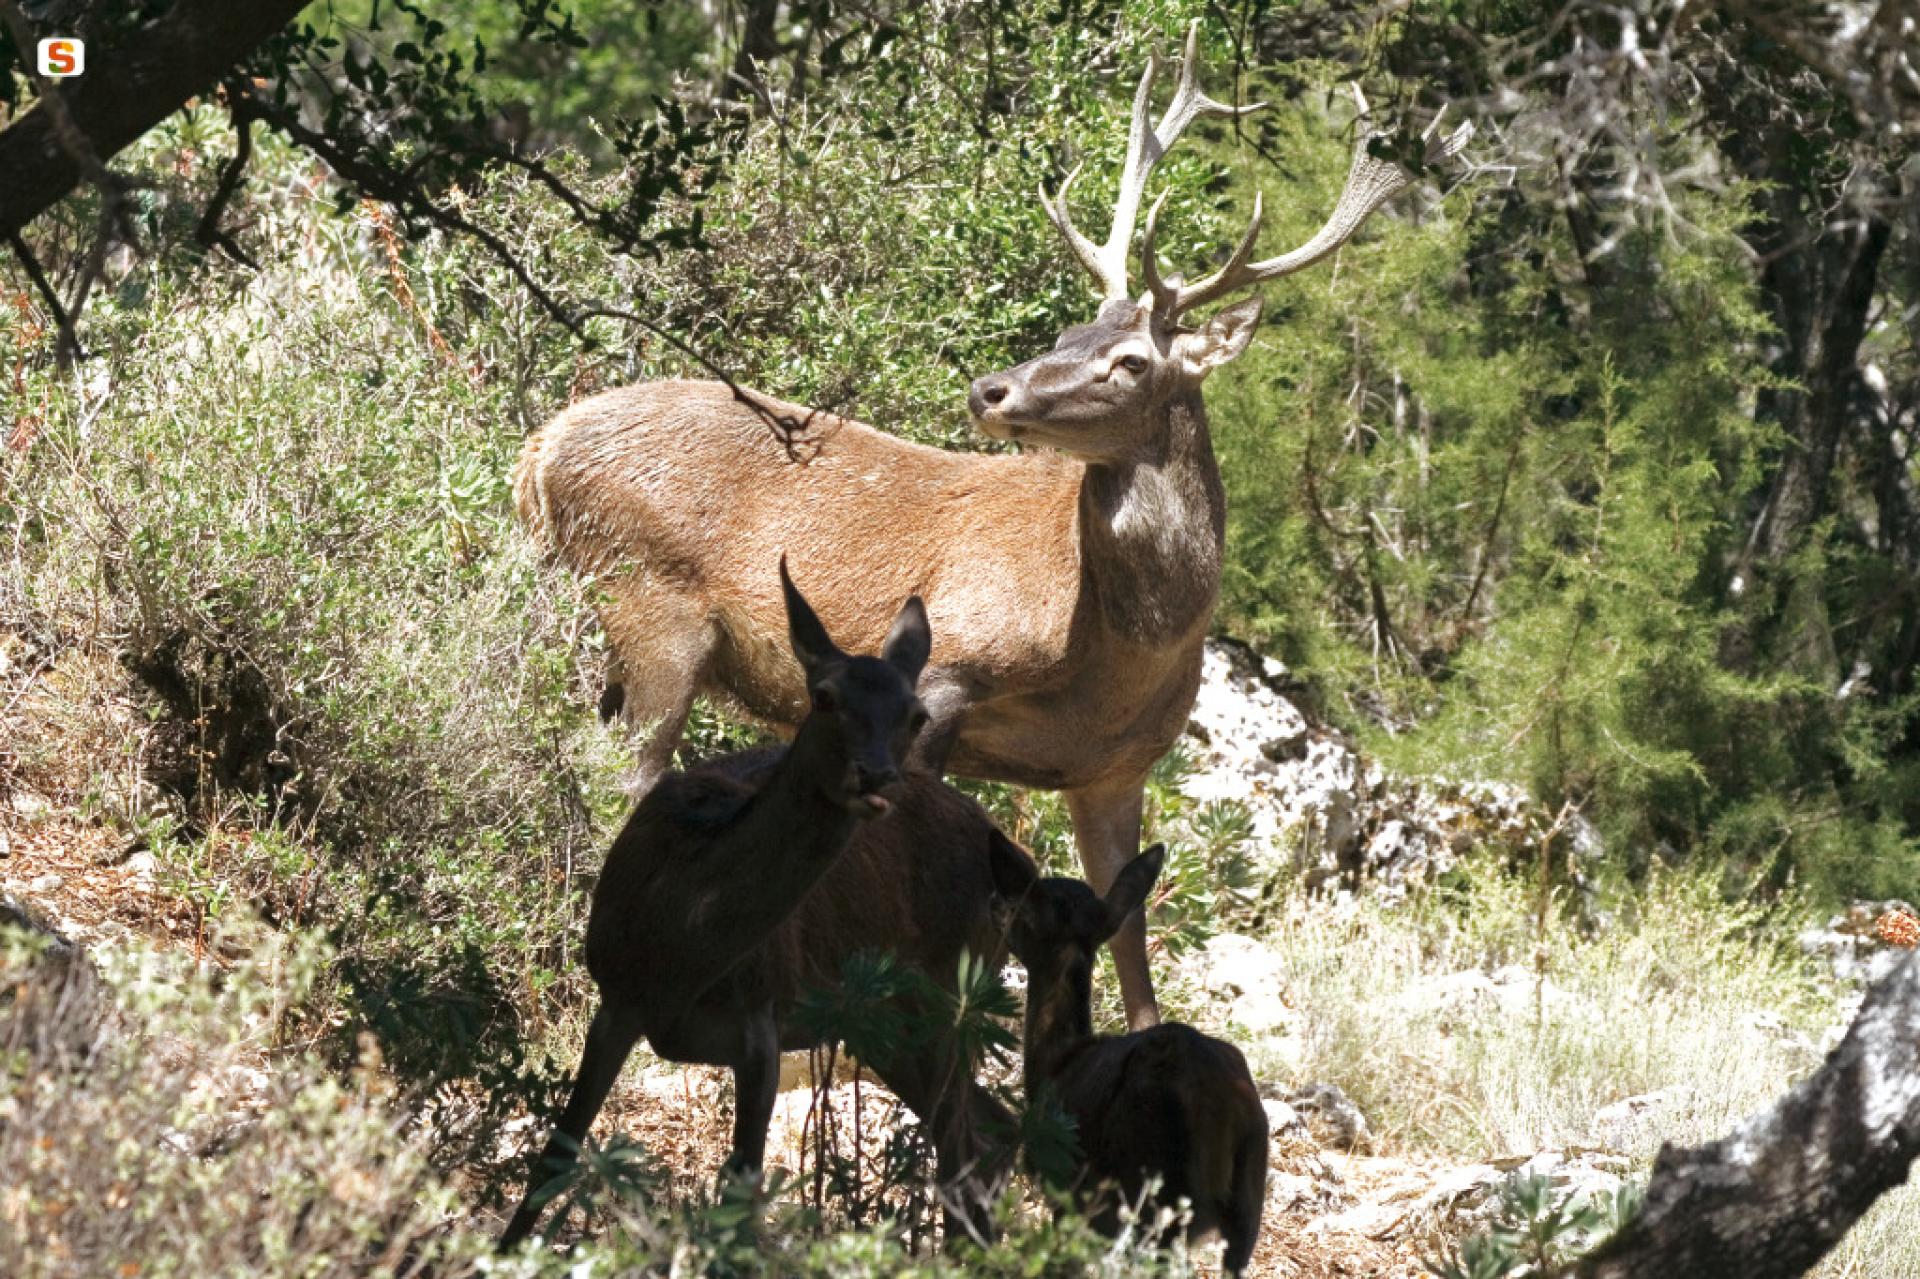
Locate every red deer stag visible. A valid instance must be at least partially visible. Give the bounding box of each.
[988,837,1268,1275]
[501,559,1014,1247]
[515,24,1471,1030]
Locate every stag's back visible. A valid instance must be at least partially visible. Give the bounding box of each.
[514,380,1085,691]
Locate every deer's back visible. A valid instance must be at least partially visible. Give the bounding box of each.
[516,379,1086,711]
[1055,1022,1266,1229]
[584,745,1005,1033]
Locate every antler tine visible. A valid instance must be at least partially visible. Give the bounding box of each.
[1038,165,1109,290]
[1044,21,1261,303]
[1141,188,1267,317]
[1154,91,1474,320]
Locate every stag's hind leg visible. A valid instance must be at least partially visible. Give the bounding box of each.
[600,589,716,797]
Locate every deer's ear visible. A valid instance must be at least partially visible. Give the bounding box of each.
[987,829,1039,901]
[1099,844,1165,942]
[780,555,841,675]
[1176,297,1262,376]
[882,595,932,683]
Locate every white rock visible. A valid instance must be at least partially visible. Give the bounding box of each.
[1182,933,1297,1040]
[1178,639,1573,894]
[1285,1082,1373,1153]
[1262,1098,1310,1143]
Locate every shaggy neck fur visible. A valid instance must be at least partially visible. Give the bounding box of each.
[1078,389,1225,645]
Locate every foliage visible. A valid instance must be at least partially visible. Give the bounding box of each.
[1427,1172,1640,1279]
[0,925,482,1279]
[1247,857,1838,1158]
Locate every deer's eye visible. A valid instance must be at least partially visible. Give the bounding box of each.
[810,686,837,714]
[1117,354,1149,375]
[907,708,930,734]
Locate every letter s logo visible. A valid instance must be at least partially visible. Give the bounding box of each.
[37,38,85,78]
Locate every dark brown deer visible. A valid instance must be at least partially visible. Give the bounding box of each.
[501,558,1014,1248]
[987,837,1268,1275]
[515,23,1470,1031]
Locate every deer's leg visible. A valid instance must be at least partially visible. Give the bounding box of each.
[644,1001,777,1188]
[908,669,973,777]
[866,1020,1013,1244]
[722,1008,781,1185]
[602,597,715,798]
[1064,773,1159,1030]
[500,998,647,1249]
[1220,1127,1268,1277]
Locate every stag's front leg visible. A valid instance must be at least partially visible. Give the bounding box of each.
[1064,774,1159,1030]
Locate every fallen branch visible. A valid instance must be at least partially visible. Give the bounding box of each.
[1570,950,1920,1279]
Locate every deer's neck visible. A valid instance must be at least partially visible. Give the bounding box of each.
[1078,392,1225,645]
[705,719,857,939]
[1022,964,1096,1092]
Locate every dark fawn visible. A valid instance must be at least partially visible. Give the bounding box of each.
[501,558,1011,1248]
[989,838,1268,1275]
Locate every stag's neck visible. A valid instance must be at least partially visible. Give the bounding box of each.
[1078,392,1225,645]
[1022,964,1097,1092]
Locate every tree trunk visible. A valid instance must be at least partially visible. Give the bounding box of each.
[1570,950,1920,1279]
[0,0,308,237]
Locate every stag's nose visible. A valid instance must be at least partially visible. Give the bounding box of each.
[969,376,1015,419]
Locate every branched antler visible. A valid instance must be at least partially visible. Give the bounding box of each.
[1041,27,1474,322]
[1142,86,1473,320]
[1039,21,1259,303]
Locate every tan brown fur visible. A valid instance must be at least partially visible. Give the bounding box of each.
[514,26,1456,1034]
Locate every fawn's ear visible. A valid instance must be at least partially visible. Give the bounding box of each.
[780,555,841,677]
[987,829,1039,902]
[882,595,932,684]
[1099,844,1165,942]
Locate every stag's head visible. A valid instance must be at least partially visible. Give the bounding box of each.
[969,24,1472,461]
[780,556,931,818]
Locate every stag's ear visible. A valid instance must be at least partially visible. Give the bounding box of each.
[882,595,932,683]
[1099,844,1165,942]
[1176,297,1262,376]
[780,555,841,676]
[987,829,1039,902]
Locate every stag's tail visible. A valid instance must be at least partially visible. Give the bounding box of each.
[512,424,560,548]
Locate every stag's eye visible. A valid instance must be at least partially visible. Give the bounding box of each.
[810,686,837,714]
[1117,354,1149,375]
[907,708,930,734]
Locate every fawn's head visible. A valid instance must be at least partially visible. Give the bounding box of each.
[968,22,1470,463]
[989,834,1166,1000]
[780,556,931,818]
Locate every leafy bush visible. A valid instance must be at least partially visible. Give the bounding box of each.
[0,926,479,1279]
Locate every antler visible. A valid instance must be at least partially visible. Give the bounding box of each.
[1141,85,1475,321]
[1039,21,1260,304]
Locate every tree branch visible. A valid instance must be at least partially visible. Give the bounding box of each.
[194,91,260,270]
[1571,950,1920,1279]
[0,0,309,237]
